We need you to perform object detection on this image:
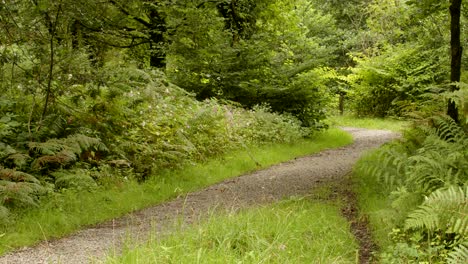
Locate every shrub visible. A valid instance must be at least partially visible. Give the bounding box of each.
[348,44,448,117]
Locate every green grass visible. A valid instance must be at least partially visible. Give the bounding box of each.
[328,114,409,132]
[0,128,353,255]
[107,198,359,264]
[351,150,399,250]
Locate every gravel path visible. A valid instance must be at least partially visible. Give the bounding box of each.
[0,127,399,264]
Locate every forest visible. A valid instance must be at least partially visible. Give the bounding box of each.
[0,0,467,263]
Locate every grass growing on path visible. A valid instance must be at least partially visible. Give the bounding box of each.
[352,150,396,250]
[328,115,409,132]
[107,198,359,264]
[0,128,353,255]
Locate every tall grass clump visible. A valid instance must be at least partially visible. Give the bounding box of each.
[107,198,359,264]
[354,115,467,263]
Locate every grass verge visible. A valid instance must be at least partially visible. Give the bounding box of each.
[328,115,409,132]
[0,128,353,255]
[351,150,399,251]
[107,198,359,264]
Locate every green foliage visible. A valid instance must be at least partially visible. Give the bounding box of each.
[0,0,464,257]
[0,205,9,224]
[71,67,309,179]
[354,116,468,262]
[241,104,307,143]
[380,227,463,263]
[348,44,448,117]
[405,186,467,236]
[0,169,39,184]
[0,61,309,215]
[53,170,97,191]
[0,181,48,209]
[0,168,49,211]
[168,0,338,128]
[447,242,468,264]
[357,116,467,195]
[339,0,460,119]
[29,134,107,170]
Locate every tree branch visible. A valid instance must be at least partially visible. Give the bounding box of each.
[107,0,152,28]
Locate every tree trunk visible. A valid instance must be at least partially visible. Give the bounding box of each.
[216,0,256,46]
[339,92,345,115]
[448,0,462,123]
[71,19,82,50]
[37,3,62,130]
[149,8,167,68]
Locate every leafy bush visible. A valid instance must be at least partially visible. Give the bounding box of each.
[348,44,448,117]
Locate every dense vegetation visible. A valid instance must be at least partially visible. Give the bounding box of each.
[355,116,467,263]
[0,0,467,261]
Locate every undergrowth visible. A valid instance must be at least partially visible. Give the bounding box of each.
[0,68,310,219]
[354,116,467,263]
[107,197,358,264]
[0,128,352,254]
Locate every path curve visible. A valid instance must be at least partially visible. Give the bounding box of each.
[0,127,399,264]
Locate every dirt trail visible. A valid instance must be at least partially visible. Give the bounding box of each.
[0,127,399,264]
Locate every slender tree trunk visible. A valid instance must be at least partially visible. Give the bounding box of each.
[38,4,62,129]
[448,0,462,123]
[41,34,55,120]
[339,92,345,115]
[217,0,256,46]
[149,8,167,68]
[71,19,82,50]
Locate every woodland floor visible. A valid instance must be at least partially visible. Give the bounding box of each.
[0,127,399,264]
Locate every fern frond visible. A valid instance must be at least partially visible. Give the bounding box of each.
[32,150,77,170]
[0,181,46,208]
[0,169,39,184]
[0,205,9,223]
[405,204,440,231]
[29,134,107,156]
[52,171,97,191]
[63,134,108,153]
[5,153,30,169]
[0,142,17,160]
[432,116,467,144]
[447,241,468,264]
[372,146,408,188]
[28,140,64,155]
[407,135,467,192]
[29,134,107,169]
[405,186,468,235]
